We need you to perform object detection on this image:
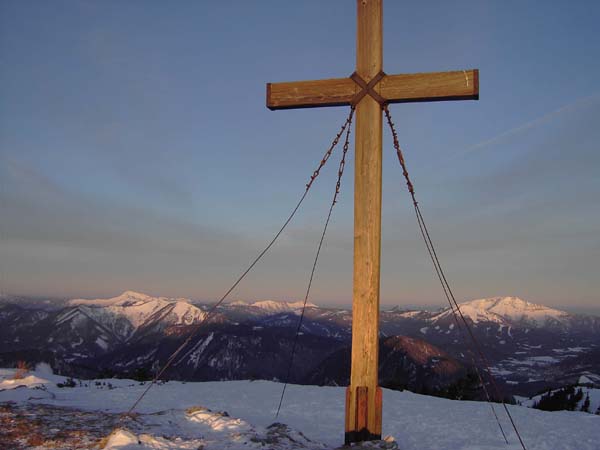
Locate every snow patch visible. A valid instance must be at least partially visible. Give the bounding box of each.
[104,429,140,448]
[0,373,51,390]
[250,300,318,313]
[96,336,109,350]
[1,369,600,450]
[184,333,215,369]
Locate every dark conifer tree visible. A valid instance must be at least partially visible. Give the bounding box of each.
[581,393,590,413]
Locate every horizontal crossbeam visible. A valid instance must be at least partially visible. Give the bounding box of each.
[267,69,478,110]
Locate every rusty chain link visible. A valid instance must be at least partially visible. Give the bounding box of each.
[383,105,416,201]
[383,104,527,450]
[276,106,354,418]
[334,107,354,202]
[119,107,356,422]
[307,107,355,190]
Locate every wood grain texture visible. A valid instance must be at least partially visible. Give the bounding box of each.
[266,69,479,110]
[345,387,352,432]
[381,69,479,103]
[349,0,383,437]
[265,0,479,443]
[356,386,369,431]
[266,78,358,110]
[374,387,383,435]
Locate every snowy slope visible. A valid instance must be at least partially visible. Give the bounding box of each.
[1,367,599,450]
[65,291,207,339]
[69,290,156,307]
[249,300,318,313]
[68,291,317,331]
[430,296,569,326]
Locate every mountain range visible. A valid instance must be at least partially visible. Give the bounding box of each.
[0,291,598,397]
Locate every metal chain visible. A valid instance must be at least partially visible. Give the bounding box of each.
[276,106,354,418]
[334,108,353,201]
[383,104,527,450]
[117,107,356,422]
[383,106,416,199]
[307,109,354,191]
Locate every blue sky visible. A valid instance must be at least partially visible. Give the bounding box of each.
[1,1,599,311]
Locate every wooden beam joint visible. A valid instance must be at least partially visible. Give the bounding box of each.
[266,69,479,110]
[350,71,387,107]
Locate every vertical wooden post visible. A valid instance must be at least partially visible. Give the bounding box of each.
[345,0,383,443]
[266,1,479,445]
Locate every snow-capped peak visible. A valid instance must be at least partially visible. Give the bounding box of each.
[228,300,250,306]
[250,299,318,313]
[66,291,205,338]
[119,290,154,301]
[69,290,156,307]
[431,296,569,326]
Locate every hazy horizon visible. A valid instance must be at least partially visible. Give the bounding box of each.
[2,289,599,317]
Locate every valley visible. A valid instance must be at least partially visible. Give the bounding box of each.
[1,291,598,399]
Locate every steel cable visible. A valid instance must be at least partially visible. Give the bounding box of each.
[384,105,527,450]
[119,108,356,419]
[275,106,354,419]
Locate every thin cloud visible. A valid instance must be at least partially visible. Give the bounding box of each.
[0,157,246,256]
[457,92,600,158]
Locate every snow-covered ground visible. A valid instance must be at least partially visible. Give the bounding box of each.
[0,367,598,449]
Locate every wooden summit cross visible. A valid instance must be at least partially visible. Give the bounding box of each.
[266,0,478,444]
